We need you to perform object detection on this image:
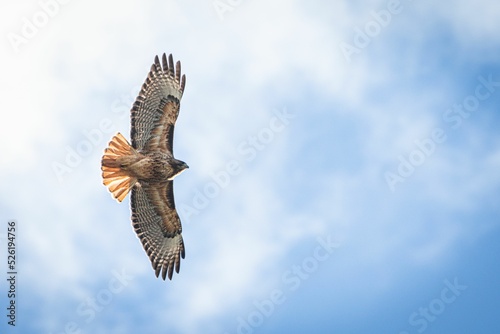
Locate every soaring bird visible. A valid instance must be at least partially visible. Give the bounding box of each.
[101,53,188,280]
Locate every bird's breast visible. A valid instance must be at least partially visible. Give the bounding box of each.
[128,153,173,182]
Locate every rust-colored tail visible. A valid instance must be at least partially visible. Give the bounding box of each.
[101,132,138,202]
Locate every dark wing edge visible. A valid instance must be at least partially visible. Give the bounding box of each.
[131,181,185,280]
[130,53,186,152]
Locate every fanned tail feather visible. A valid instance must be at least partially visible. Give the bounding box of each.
[101,132,138,202]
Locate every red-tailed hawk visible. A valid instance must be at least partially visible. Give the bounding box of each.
[101,53,188,280]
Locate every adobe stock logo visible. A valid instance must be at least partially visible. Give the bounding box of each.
[49,268,134,334]
[385,74,500,192]
[178,107,295,222]
[399,277,467,334]
[51,86,139,183]
[7,0,73,54]
[339,0,406,63]
[224,235,340,334]
[51,118,116,183]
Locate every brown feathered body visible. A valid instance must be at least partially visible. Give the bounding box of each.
[103,149,187,183]
[101,53,188,280]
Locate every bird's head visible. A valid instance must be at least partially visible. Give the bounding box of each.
[168,159,189,180]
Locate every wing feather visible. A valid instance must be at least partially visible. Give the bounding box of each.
[131,181,185,280]
[143,100,179,153]
[130,53,186,154]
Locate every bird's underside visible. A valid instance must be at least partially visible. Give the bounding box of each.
[101,53,188,280]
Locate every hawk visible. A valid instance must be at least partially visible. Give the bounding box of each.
[101,53,188,280]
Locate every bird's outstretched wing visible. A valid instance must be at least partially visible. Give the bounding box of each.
[130,53,186,154]
[131,181,185,280]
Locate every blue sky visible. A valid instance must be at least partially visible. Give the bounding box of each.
[1,0,500,333]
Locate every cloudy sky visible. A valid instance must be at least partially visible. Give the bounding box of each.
[1,0,500,333]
